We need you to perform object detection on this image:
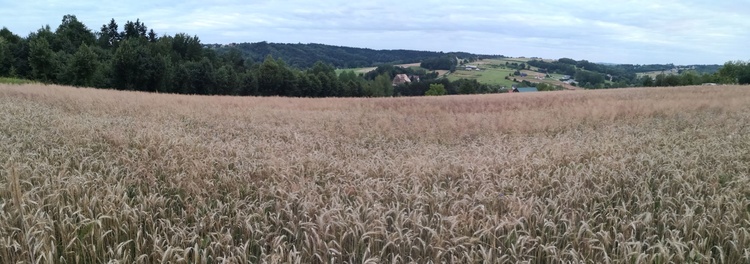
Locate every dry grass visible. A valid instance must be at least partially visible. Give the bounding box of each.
[1,84,749,263]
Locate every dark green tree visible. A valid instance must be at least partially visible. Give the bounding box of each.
[172,62,194,94]
[11,38,30,78]
[68,43,98,86]
[55,15,96,53]
[315,71,333,96]
[368,73,392,97]
[664,74,680,86]
[239,69,259,96]
[338,70,361,96]
[718,61,750,84]
[0,27,21,44]
[344,80,363,97]
[654,73,666,86]
[679,71,700,86]
[147,53,169,92]
[215,65,240,95]
[147,29,158,42]
[308,61,340,96]
[458,80,477,94]
[192,58,217,95]
[112,38,165,91]
[112,38,144,89]
[122,19,147,40]
[221,48,245,71]
[700,73,718,84]
[338,70,358,83]
[28,37,57,82]
[98,19,121,48]
[420,56,456,70]
[87,45,114,88]
[258,55,283,96]
[0,37,9,76]
[301,72,322,96]
[425,83,446,96]
[295,72,312,96]
[574,69,605,86]
[276,59,298,96]
[171,33,202,61]
[641,75,654,87]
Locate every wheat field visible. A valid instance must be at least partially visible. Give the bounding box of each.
[1,84,749,263]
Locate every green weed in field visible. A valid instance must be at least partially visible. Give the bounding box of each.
[0,77,36,85]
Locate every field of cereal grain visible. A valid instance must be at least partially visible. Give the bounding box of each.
[1,84,749,263]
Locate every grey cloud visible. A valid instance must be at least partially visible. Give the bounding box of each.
[0,0,748,64]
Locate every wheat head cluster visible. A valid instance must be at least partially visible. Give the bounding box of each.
[1,84,749,263]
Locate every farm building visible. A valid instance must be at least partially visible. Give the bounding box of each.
[392,74,412,86]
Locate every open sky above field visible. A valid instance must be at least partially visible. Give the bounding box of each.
[1,0,748,65]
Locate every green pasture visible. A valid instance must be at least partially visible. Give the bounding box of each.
[447,66,518,87]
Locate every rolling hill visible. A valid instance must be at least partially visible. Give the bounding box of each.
[206,41,498,69]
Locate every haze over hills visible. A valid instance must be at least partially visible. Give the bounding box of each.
[204,42,496,69]
[206,41,721,72]
[203,41,727,89]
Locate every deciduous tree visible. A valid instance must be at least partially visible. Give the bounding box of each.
[425,83,446,96]
[68,43,97,86]
[28,37,57,82]
[112,38,165,91]
[171,33,202,61]
[0,37,8,76]
[55,15,96,53]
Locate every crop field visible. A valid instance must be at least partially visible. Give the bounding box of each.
[637,70,679,79]
[447,67,517,87]
[1,84,750,263]
[449,59,570,88]
[513,70,578,90]
[336,63,425,75]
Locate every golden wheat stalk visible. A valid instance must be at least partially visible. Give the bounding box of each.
[8,164,35,264]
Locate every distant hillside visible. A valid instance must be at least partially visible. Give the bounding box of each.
[524,58,723,88]
[205,42,497,69]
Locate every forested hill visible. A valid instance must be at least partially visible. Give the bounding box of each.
[205,42,487,69]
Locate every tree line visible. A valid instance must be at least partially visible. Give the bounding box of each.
[0,15,507,97]
[526,58,747,89]
[209,42,485,69]
[420,56,457,71]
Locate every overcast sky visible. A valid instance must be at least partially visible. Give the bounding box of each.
[1,0,748,65]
